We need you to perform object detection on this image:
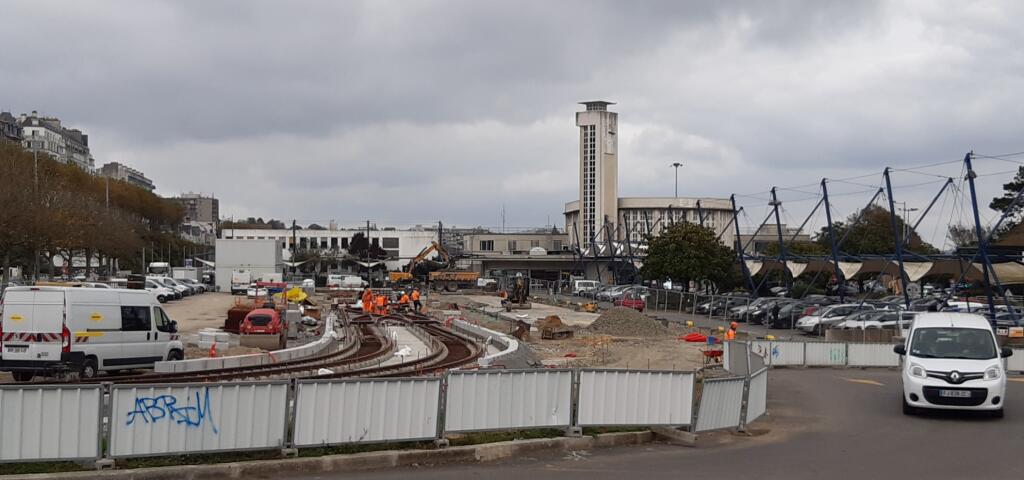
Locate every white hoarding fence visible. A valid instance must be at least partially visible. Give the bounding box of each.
[805,342,848,366]
[725,341,749,376]
[109,382,289,457]
[293,378,441,446]
[0,385,102,462]
[1007,349,1024,373]
[578,370,695,426]
[445,370,572,432]
[695,377,745,432]
[745,368,768,424]
[847,343,900,367]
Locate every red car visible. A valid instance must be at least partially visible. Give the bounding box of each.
[614,293,646,312]
[240,308,283,335]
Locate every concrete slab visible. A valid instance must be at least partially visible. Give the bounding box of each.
[381,326,431,366]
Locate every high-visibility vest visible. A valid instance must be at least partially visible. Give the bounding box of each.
[399,294,410,304]
[411,290,420,301]
[725,329,736,340]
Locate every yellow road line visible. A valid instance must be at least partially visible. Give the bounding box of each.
[840,377,885,386]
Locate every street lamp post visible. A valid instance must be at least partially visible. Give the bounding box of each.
[671,162,683,197]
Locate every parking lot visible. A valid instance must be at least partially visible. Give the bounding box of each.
[296,369,1024,480]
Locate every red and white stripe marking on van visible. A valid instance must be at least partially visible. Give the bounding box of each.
[2,332,61,342]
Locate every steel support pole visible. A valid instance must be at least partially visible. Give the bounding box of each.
[964,153,997,316]
[883,168,912,309]
[770,187,790,291]
[696,200,706,227]
[821,179,845,303]
[731,195,757,296]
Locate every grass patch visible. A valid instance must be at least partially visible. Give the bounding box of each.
[117,450,281,469]
[0,462,86,476]
[582,426,650,436]
[448,428,565,446]
[299,441,432,457]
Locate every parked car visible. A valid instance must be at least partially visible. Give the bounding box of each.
[837,310,916,330]
[177,278,206,293]
[596,285,632,302]
[246,283,269,298]
[613,292,646,312]
[796,303,876,335]
[143,279,176,303]
[240,308,283,335]
[571,280,600,296]
[148,276,189,297]
[0,286,182,380]
[748,298,798,325]
[895,312,1011,417]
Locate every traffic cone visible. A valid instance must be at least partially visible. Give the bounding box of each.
[208,342,218,358]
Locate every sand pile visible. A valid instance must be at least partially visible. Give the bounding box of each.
[587,307,667,337]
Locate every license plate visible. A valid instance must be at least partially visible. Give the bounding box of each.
[5,345,27,353]
[939,389,971,398]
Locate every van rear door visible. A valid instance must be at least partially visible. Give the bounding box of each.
[1,289,64,362]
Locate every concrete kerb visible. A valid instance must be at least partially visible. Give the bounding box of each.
[7,432,655,480]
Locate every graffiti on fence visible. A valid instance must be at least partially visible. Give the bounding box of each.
[125,388,219,434]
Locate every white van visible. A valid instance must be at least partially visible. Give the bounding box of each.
[231,270,252,295]
[572,280,599,296]
[327,274,366,289]
[895,312,1011,417]
[0,286,183,381]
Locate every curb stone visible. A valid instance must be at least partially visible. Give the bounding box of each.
[3,432,655,480]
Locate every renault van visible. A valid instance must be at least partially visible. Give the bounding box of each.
[894,312,1011,417]
[0,286,183,381]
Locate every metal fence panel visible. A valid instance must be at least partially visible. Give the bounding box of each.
[725,342,749,376]
[805,342,847,366]
[847,343,900,367]
[1006,349,1024,373]
[578,369,695,426]
[0,385,102,462]
[748,340,773,366]
[745,369,768,424]
[445,370,572,432]
[110,382,288,457]
[722,341,730,371]
[293,378,441,446]
[695,377,745,432]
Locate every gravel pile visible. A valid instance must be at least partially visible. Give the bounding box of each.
[587,307,667,337]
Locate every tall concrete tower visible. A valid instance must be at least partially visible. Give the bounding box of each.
[576,101,618,243]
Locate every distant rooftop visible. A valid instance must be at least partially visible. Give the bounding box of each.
[579,100,616,111]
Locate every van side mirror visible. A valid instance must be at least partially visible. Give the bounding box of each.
[171,320,178,334]
[1002,347,1013,358]
[893,344,906,356]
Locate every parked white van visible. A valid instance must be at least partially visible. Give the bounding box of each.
[894,312,1011,417]
[0,286,183,381]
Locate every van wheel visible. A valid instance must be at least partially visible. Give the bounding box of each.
[12,372,33,382]
[166,350,184,362]
[80,358,98,380]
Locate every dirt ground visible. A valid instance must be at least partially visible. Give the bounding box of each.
[162,292,239,334]
[458,302,713,371]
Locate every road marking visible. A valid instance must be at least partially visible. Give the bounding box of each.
[843,378,884,384]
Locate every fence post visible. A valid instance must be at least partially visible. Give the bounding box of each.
[99,382,113,467]
[435,372,450,447]
[708,293,714,320]
[692,292,698,315]
[678,291,683,313]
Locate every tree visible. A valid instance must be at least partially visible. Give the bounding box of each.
[814,205,937,255]
[640,222,738,288]
[990,166,1024,232]
[761,240,828,257]
[348,232,388,259]
[947,224,977,249]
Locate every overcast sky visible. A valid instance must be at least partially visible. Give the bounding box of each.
[3,0,1023,247]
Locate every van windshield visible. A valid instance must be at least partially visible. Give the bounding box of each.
[910,327,997,360]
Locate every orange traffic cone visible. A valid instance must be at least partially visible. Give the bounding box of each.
[208,342,218,358]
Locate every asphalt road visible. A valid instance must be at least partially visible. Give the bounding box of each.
[283,369,1024,480]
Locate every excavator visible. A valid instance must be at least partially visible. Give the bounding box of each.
[389,242,481,291]
[389,241,449,283]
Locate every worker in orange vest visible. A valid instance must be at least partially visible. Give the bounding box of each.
[361,287,374,314]
[398,291,410,311]
[411,288,422,312]
[725,321,738,341]
[375,293,388,315]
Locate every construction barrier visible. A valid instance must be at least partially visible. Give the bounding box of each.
[0,385,102,462]
[444,370,572,432]
[109,382,289,458]
[724,341,749,377]
[695,377,746,432]
[577,369,695,427]
[1007,350,1024,374]
[745,368,768,424]
[848,343,900,367]
[450,319,523,368]
[293,378,441,446]
[804,342,848,367]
